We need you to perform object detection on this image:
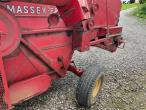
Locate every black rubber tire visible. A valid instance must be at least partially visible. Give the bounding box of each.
[76,65,104,108]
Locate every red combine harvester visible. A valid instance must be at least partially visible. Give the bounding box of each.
[0,0,123,109]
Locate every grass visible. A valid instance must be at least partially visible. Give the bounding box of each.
[122,3,146,19]
[122,3,139,10]
[134,12,146,19]
[134,3,146,19]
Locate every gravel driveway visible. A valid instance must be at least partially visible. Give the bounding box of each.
[14,9,146,110]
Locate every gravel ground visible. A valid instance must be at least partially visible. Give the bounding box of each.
[14,9,146,110]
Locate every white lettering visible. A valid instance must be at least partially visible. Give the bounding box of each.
[36,7,40,14]
[4,5,58,15]
[49,7,54,14]
[17,6,23,14]
[6,5,15,13]
[24,6,28,13]
[30,6,35,14]
[42,7,46,14]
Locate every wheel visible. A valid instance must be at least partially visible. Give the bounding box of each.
[76,65,104,107]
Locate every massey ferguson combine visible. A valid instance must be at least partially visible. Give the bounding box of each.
[0,0,123,109]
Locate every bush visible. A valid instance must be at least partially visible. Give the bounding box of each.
[140,3,146,14]
[135,3,146,18]
[140,0,146,4]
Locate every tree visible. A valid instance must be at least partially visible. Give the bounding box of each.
[130,0,135,3]
[140,0,146,4]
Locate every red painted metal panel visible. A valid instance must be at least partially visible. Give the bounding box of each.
[0,52,11,109]
[9,74,51,105]
[0,0,123,109]
[0,6,20,57]
[14,0,71,6]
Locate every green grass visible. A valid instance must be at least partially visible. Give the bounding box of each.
[134,3,146,19]
[122,3,146,19]
[134,12,146,18]
[122,3,139,10]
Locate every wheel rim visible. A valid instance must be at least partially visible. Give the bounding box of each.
[92,78,102,98]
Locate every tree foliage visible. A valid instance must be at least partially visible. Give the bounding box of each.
[140,3,146,15]
[130,0,135,3]
[140,0,146,4]
[135,2,146,18]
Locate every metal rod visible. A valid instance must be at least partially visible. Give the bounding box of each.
[106,0,110,37]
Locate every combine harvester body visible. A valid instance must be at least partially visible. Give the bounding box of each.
[0,0,123,109]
